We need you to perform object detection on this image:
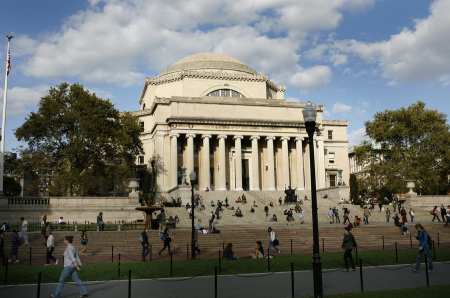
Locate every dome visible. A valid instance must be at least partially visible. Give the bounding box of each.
[159,53,258,77]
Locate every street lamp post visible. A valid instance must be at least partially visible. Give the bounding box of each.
[189,170,196,260]
[302,101,323,298]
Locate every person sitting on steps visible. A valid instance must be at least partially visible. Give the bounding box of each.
[235,208,243,217]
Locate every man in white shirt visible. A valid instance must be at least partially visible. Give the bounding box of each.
[45,231,59,265]
[20,217,29,245]
[327,208,333,224]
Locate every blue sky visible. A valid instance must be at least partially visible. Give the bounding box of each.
[1,0,449,152]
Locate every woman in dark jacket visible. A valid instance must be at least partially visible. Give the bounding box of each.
[432,206,441,222]
[341,227,355,272]
[158,227,171,255]
[141,228,150,261]
[223,243,238,260]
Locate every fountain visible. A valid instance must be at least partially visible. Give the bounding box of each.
[135,199,164,229]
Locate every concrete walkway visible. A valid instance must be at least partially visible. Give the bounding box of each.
[1,262,449,297]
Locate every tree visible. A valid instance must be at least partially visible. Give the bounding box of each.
[3,176,22,196]
[349,174,359,200]
[15,83,144,196]
[354,101,450,196]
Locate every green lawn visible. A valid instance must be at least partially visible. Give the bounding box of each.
[1,246,449,286]
[308,285,450,298]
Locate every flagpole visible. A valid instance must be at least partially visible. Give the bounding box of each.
[0,35,13,196]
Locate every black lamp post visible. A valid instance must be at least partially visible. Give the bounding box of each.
[189,170,196,260]
[302,101,323,298]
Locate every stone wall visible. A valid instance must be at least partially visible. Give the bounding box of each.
[408,195,450,208]
[0,197,144,224]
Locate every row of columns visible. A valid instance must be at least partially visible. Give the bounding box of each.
[169,133,324,190]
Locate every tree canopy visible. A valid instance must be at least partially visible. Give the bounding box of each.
[354,101,450,196]
[15,83,144,196]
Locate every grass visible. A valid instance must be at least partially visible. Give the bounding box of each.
[308,285,450,298]
[1,246,450,286]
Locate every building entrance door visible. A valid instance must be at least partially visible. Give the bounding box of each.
[330,175,336,187]
[242,159,250,191]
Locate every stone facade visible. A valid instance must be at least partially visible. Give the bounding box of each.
[134,53,350,199]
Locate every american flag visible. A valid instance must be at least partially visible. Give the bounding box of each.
[7,52,11,76]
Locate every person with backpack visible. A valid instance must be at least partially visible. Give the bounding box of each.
[51,236,87,298]
[268,227,280,255]
[412,223,434,273]
[9,229,20,264]
[341,227,356,272]
[158,227,171,256]
[141,228,150,261]
[157,209,166,235]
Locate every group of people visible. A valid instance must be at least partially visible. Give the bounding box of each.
[431,205,450,227]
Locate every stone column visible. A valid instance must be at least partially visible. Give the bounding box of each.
[217,135,227,190]
[170,133,179,188]
[280,137,291,188]
[201,134,212,190]
[186,134,196,184]
[295,137,304,190]
[265,136,276,190]
[234,135,244,190]
[317,137,326,189]
[314,137,319,189]
[250,136,260,190]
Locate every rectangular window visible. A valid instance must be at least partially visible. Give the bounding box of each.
[358,164,362,172]
[329,152,335,164]
[138,156,144,164]
[140,122,144,132]
[328,130,333,140]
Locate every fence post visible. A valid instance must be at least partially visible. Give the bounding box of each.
[438,233,440,247]
[424,254,430,287]
[118,253,121,278]
[150,245,152,261]
[37,271,41,298]
[410,234,412,248]
[187,244,189,260]
[214,266,218,298]
[128,269,131,298]
[291,239,293,255]
[359,258,363,292]
[219,251,221,274]
[395,242,398,263]
[5,258,8,284]
[268,250,271,271]
[30,247,32,266]
[291,262,294,298]
[112,246,114,263]
[322,238,325,253]
[382,236,384,250]
[355,245,358,266]
[170,253,173,276]
[433,241,436,261]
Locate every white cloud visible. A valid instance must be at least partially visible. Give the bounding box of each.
[323,110,331,117]
[342,68,351,75]
[333,0,450,85]
[329,54,348,67]
[332,102,352,114]
[361,101,370,107]
[14,0,374,87]
[289,65,332,93]
[0,85,48,116]
[285,97,300,102]
[348,128,369,147]
[355,109,366,115]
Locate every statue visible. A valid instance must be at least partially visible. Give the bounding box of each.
[284,186,297,203]
[181,165,187,185]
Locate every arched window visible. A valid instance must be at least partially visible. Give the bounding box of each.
[207,89,245,98]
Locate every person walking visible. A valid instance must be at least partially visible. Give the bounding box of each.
[157,209,166,235]
[432,206,441,223]
[80,230,89,257]
[0,229,5,266]
[51,236,88,298]
[19,217,29,245]
[412,224,434,273]
[386,208,391,222]
[268,227,280,255]
[279,197,282,206]
[97,212,105,231]
[343,208,350,225]
[141,228,150,261]
[378,202,383,212]
[158,227,172,255]
[45,231,59,265]
[264,205,269,217]
[298,209,304,224]
[193,228,200,255]
[440,205,447,223]
[444,209,450,228]
[327,208,333,224]
[42,222,50,248]
[287,210,294,226]
[341,227,356,272]
[9,230,19,263]
[334,207,340,223]
[43,215,47,226]
[363,207,371,225]
[393,201,397,213]
[409,209,415,223]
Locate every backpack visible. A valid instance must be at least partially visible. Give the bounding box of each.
[138,236,143,242]
[161,234,166,242]
[426,232,433,250]
[156,213,163,222]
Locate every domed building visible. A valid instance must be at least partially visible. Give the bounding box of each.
[134,53,349,198]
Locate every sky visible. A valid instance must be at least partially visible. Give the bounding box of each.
[1,0,449,153]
